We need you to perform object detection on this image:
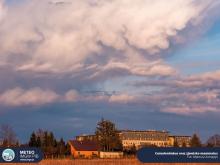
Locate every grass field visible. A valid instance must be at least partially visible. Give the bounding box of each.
[2,159,220,165]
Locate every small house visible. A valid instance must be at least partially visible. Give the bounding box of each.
[69,140,99,158]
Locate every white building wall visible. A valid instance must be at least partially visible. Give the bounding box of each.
[100,152,123,159]
[122,139,169,148]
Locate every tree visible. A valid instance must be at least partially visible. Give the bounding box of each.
[95,118,122,151]
[29,132,37,147]
[206,143,214,147]
[36,129,45,142]
[42,131,57,157]
[206,134,220,147]
[130,144,137,155]
[0,124,17,147]
[28,130,42,148]
[43,131,49,147]
[36,136,42,147]
[65,142,71,156]
[28,129,69,158]
[190,134,202,147]
[182,141,187,147]
[58,138,66,156]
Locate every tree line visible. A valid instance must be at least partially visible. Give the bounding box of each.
[0,125,70,158]
[28,129,70,158]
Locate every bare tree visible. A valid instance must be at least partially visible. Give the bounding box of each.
[0,124,18,147]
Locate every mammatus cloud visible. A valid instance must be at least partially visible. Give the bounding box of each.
[0,0,217,78]
[88,60,176,80]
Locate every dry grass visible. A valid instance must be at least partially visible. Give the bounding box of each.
[1,159,220,165]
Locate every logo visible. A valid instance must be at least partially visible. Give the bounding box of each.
[2,149,15,162]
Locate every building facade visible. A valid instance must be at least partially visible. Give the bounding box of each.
[76,134,97,142]
[100,152,123,159]
[75,131,192,151]
[119,130,170,149]
[169,136,191,147]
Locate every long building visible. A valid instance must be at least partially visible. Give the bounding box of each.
[118,130,170,149]
[75,130,191,150]
[169,135,191,147]
[76,134,97,142]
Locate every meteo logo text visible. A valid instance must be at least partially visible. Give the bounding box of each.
[20,151,35,155]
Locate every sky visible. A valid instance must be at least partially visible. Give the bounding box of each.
[0,0,220,143]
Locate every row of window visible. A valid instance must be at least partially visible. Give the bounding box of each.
[123,141,169,146]
[121,133,169,140]
[122,136,169,141]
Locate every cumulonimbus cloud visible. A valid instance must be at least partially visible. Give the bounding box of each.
[0,0,217,78]
[0,0,220,116]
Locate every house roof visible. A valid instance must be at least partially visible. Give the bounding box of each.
[69,140,99,151]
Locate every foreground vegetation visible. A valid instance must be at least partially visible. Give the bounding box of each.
[1,159,220,165]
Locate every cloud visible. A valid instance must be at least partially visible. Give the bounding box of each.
[88,60,176,80]
[0,71,219,116]
[0,0,217,79]
[64,90,80,102]
[0,87,81,107]
[0,87,60,106]
[158,90,220,115]
[109,94,135,104]
[0,0,220,115]
[131,70,220,115]
[161,105,218,115]
[0,0,5,21]
[0,87,136,107]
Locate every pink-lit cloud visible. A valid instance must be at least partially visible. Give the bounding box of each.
[0,87,60,106]
[109,94,136,104]
[131,69,220,115]
[161,105,218,115]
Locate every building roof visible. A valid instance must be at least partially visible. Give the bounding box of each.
[169,135,191,138]
[119,130,169,133]
[69,140,99,151]
[76,134,96,137]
